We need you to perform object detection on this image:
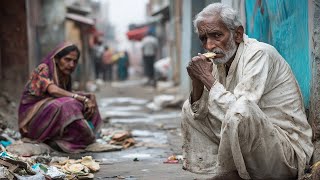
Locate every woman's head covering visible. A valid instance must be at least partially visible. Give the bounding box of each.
[42,42,74,78]
[41,42,75,87]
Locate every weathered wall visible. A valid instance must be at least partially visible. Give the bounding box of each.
[0,1,29,100]
[310,0,320,163]
[245,0,311,108]
[180,0,219,96]
[37,0,65,62]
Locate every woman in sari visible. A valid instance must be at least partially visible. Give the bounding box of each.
[117,51,129,81]
[18,42,102,153]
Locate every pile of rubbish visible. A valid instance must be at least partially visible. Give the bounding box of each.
[99,128,135,149]
[84,129,135,153]
[0,119,135,179]
[0,151,100,179]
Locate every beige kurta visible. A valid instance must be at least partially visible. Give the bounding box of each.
[182,35,313,179]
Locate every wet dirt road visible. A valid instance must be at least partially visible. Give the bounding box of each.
[70,79,200,180]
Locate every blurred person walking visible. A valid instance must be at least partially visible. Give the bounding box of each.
[102,46,114,82]
[117,51,130,81]
[141,31,158,86]
[92,40,104,80]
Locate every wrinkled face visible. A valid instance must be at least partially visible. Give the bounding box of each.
[197,17,238,64]
[56,50,78,76]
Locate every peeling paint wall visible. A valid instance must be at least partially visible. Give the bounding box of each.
[245,0,311,108]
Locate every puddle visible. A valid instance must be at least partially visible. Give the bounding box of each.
[110,117,153,123]
[141,169,150,172]
[132,130,167,144]
[135,136,167,144]
[99,97,148,107]
[131,130,154,137]
[152,112,181,120]
[102,111,148,119]
[122,153,152,159]
[104,106,143,112]
[111,79,147,87]
[92,146,168,163]
[108,111,181,124]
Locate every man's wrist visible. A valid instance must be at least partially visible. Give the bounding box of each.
[191,80,204,104]
[200,76,216,90]
[192,78,203,86]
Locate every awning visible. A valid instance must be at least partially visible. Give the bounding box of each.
[66,13,94,25]
[151,5,169,21]
[126,26,149,41]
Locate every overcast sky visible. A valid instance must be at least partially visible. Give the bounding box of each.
[104,0,148,49]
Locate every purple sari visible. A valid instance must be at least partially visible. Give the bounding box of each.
[18,42,102,153]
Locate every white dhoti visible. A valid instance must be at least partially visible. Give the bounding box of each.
[182,97,298,179]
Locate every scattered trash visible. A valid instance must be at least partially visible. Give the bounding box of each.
[3,128,21,140]
[0,151,36,176]
[112,131,131,142]
[163,155,183,164]
[32,163,66,179]
[14,172,46,180]
[99,175,136,179]
[99,129,136,149]
[50,156,100,179]
[81,156,100,172]
[146,95,175,111]
[0,166,15,179]
[154,57,171,81]
[31,155,52,164]
[146,94,184,111]
[122,153,152,160]
[0,140,11,147]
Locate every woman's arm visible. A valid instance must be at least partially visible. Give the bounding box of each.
[47,85,97,119]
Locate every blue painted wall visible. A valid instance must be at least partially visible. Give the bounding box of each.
[245,0,311,107]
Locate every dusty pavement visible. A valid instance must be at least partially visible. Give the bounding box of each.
[63,79,207,180]
[0,78,213,179]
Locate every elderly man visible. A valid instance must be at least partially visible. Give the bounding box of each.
[182,3,313,180]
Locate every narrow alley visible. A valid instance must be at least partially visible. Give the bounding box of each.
[1,0,320,179]
[52,78,201,179]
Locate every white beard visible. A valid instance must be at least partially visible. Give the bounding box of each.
[211,33,237,65]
